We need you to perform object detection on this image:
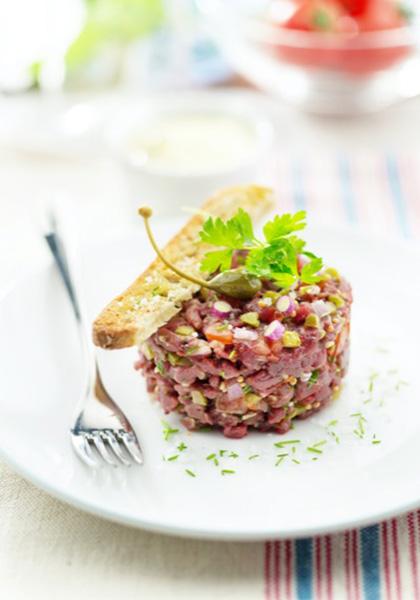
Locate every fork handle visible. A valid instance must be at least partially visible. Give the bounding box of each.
[45,232,82,322]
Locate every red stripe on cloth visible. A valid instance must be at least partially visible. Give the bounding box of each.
[382,521,392,600]
[325,536,333,600]
[391,519,402,600]
[315,537,323,599]
[408,513,420,599]
[265,542,273,600]
[273,541,280,600]
[285,540,293,600]
[351,530,361,600]
[345,532,353,600]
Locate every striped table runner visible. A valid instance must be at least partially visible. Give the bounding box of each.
[264,152,420,600]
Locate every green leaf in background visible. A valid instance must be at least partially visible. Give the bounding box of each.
[66,0,164,70]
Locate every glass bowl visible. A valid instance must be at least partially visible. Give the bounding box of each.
[198,0,420,114]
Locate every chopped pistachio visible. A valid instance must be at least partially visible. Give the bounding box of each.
[299,285,321,296]
[328,294,345,308]
[240,312,260,328]
[228,350,237,361]
[264,291,280,300]
[191,390,207,406]
[245,393,261,408]
[304,314,320,329]
[324,267,340,281]
[175,325,195,336]
[282,331,301,348]
[168,352,191,367]
[141,343,154,360]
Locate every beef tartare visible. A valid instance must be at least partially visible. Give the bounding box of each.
[133,203,352,439]
[136,269,351,438]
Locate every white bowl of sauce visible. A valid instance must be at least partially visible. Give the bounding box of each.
[105,94,274,215]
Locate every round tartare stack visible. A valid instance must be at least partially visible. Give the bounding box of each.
[136,267,352,438]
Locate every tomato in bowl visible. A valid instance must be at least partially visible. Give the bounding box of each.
[270,0,414,76]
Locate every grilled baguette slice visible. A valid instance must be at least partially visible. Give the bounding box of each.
[93,185,274,349]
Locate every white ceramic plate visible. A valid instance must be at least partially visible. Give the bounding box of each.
[1,223,420,540]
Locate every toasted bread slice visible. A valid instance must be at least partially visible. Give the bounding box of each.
[93,185,274,349]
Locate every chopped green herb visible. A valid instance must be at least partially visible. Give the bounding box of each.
[199,209,323,289]
[177,442,187,452]
[313,440,327,448]
[292,458,301,465]
[229,451,239,459]
[156,360,165,375]
[242,384,254,395]
[185,469,196,478]
[329,431,340,444]
[308,370,319,387]
[206,453,216,461]
[167,454,179,462]
[219,449,227,457]
[221,469,235,475]
[307,447,322,455]
[327,419,338,427]
[162,420,179,441]
[274,439,301,448]
[372,435,381,445]
[275,454,288,466]
[248,454,260,461]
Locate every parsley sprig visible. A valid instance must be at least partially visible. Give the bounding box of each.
[199,209,323,289]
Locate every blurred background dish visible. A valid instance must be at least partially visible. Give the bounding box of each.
[104,92,274,213]
[198,0,420,114]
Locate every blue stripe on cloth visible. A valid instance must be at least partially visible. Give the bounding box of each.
[337,156,357,225]
[340,152,381,600]
[360,526,381,600]
[295,539,313,600]
[291,161,312,599]
[292,160,306,211]
[386,154,410,239]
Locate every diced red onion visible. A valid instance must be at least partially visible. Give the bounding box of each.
[227,383,244,401]
[312,300,336,318]
[211,300,232,318]
[233,327,259,342]
[264,320,285,341]
[300,372,312,382]
[297,254,310,272]
[276,295,297,315]
[186,340,212,356]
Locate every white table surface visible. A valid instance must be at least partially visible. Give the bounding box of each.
[1,88,420,599]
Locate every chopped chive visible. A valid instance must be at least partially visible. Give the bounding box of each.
[292,458,300,464]
[229,451,239,459]
[248,454,260,460]
[312,457,319,461]
[327,419,338,427]
[185,469,196,478]
[372,439,381,445]
[313,440,327,448]
[219,449,227,456]
[292,446,297,454]
[221,469,235,475]
[274,439,301,448]
[275,455,288,466]
[162,420,179,441]
[307,447,322,454]
[177,442,187,452]
[167,454,179,461]
[206,453,216,461]
[329,431,340,444]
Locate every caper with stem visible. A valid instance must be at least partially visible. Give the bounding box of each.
[138,206,262,300]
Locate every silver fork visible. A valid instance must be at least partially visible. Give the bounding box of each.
[45,221,143,468]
